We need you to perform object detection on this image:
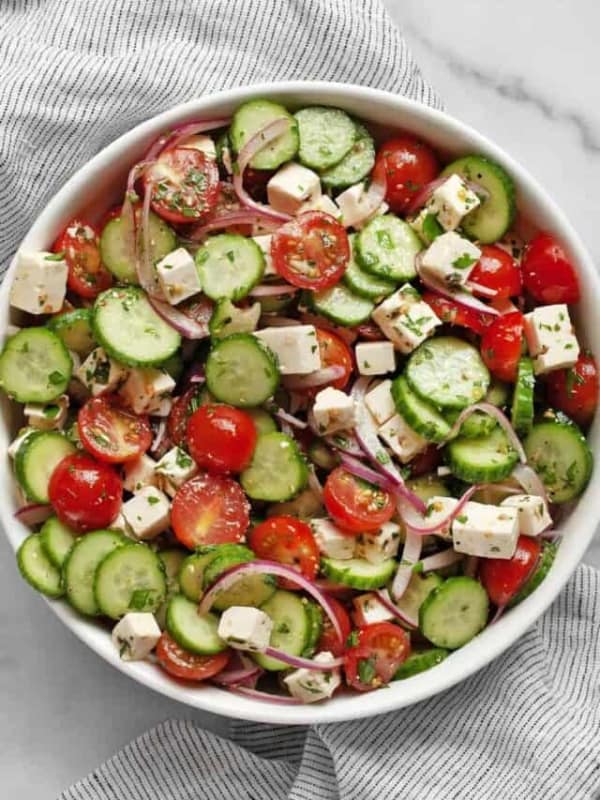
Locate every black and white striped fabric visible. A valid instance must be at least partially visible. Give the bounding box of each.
[1,2,598,799]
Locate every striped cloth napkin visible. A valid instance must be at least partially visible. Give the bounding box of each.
[1,2,598,798]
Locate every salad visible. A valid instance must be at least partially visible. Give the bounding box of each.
[3,98,596,704]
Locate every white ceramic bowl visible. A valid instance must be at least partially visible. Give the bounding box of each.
[2,82,598,725]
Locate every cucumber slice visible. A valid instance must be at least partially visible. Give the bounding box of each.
[212,572,277,613]
[94,543,166,619]
[92,287,181,367]
[394,648,449,680]
[253,589,312,671]
[257,293,295,314]
[155,548,186,629]
[356,214,422,282]
[39,516,78,569]
[62,530,125,616]
[48,309,95,356]
[179,548,219,602]
[309,283,374,327]
[166,594,226,655]
[446,426,519,483]
[419,576,489,649]
[196,234,264,302]
[209,298,261,339]
[343,233,397,301]
[441,156,516,244]
[511,357,535,436]
[230,99,299,170]
[202,544,255,588]
[391,375,451,443]
[393,572,443,620]
[446,409,497,440]
[247,408,277,436]
[17,534,64,597]
[0,328,72,403]
[486,378,510,409]
[295,106,356,170]
[241,431,308,502]
[523,415,593,503]
[99,210,177,284]
[321,122,375,189]
[320,556,396,590]
[15,431,76,503]
[509,541,557,607]
[406,337,489,411]
[206,333,279,407]
[302,600,323,657]
[406,475,450,502]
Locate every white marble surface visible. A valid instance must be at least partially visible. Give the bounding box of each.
[2,2,599,796]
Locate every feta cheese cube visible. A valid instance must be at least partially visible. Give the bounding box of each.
[267,162,321,216]
[452,501,519,559]
[409,208,442,245]
[123,454,158,493]
[523,304,579,375]
[428,174,480,232]
[420,232,481,288]
[177,133,217,160]
[533,338,580,375]
[254,325,321,375]
[24,394,69,431]
[372,284,441,353]
[378,413,428,463]
[424,495,459,540]
[119,368,176,415]
[335,183,388,229]
[121,486,171,541]
[355,521,401,563]
[156,247,202,305]
[77,348,128,396]
[253,234,276,277]
[298,193,342,219]
[355,341,396,376]
[109,511,132,537]
[155,446,198,496]
[112,612,161,661]
[217,606,273,652]
[353,591,395,625]
[364,379,396,426]
[500,494,552,537]
[8,428,35,459]
[283,651,341,703]
[311,518,355,560]
[312,387,356,435]
[10,250,68,314]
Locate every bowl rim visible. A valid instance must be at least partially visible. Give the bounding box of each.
[1,80,599,725]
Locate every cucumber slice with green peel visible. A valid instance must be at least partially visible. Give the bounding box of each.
[241,431,308,502]
[212,572,277,613]
[209,298,261,339]
[256,293,295,314]
[94,543,166,619]
[356,214,422,282]
[15,431,76,503]
[446,409,497,440]
[343,233,397,301]
[406,475,450,502]
[309,283,374,327]
[202,545,255,588]
[0,328,72,403]
[39,516,78,569]
[320,122,375,189]
[92,287,181,367]
[301,600,323,658]
[62,530,126,616]
[100,210,177,284]
[393,572,443,621]
[179,548,219,602]
[247,408,277,436]
[320,556,396,590]
[230,99,299,170]
[486,379,510,409]
[508,541,557,608]
[523,414,593,503]
[294,106,356,170]
[391,375,452,443]
[17,534,64,598]
[196,234,264,302]
[406,337,490,411]
[206,334,279,407]
[419,576,489,649]
[441,156,516,244]
[308,438,339,471]
[48,309,95,356]
[511,357,535,435]
[394,648,449,680]
[253,589,313,671]
[155,548,187,629]
[166,594,226,655]
[446,426,519,483]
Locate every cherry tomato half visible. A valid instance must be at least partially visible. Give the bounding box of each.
[271,210,350,290]
[546,353,599,428]
[323,467,395,534]
[78,396,152,464]
[479,535,541,606]
[171,473,250,549]
[309,328,354,394]
[522,232,580,305]
[344,622,411,691]
[146,147,220,225]
[480,311,525,383]
[422,291,493,336]
[188,404,257,474]
[469,245,522,300]
[317,596,352,657]
[53,218,113,299]
[48,453,122,533]
[167,385,206,447]
[249,515,319,589]
[156,632,231,681]
[374,136,439,214]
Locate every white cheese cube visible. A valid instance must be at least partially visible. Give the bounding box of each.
[355,521,401,563]
[253,234,276,277]
[112,612,161,661]
[335,183,388,229]
[428,174,480,232]
[24,394,69,431]
[500,494,552,537]
[7,428,35,459]
[353,591,395,625]
[10,250,68,314]
[150,397,174,418]
[77,347,128,396]
[311,518,355,560]
[254,325,321,375]
[372,284,441,353]
[119,368,176,415]
[533,337,580,375]
[267,162,321,216]
[420,232,481,288]
[283,651,341,703]
[121,486,171,541]
[424,495,459,540]
[409,208,441,244]
[312,387,356,435]
[452,501,519,560]
[123,454,158,493]
[178,133,217,160]
[155,446,198,496]
[523,304,579,375]
[217,606,273,652]
[109,511,132,537]
[298,193,342,220]
[364,379,396,426]
[156,247,202,305]
[378,413,428,464]
[355,341,396,376]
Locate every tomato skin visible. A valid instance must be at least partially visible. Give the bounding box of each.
[53,218,113,299]
[167,385,205,447]
[480,536,541,606]
[146,147,220,225]
[344,622,411,691]
[249,516,319,589]
[480,311,525,383]
[522,233,580,305]
[156,632,231,681]
[323,467,395,534]
[374,136,439,214]
[422,291,492,336]
[546,353,599,427]
[312,328,353,394]
[48,453,122,533]
[317,596,352,657]
[78,396,152,464]
[469,245,522,300]
[187,404,257,474]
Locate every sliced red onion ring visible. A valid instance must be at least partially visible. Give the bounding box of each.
[150,419,167,454]
[148,296,211,340]
[405,176,447,216]
[416,258,500,317]
[138,178,164,298]
[189,209,282,240]
[263,648,342,671]
[144,118,230,161]
[465,280,498,298]
[419,549,465,572]
[375,589,417,628]
[314,579,352,596]
[14,503,53,526]
[339,452,397,493]
[391,531,422,600]
[349,162,387,228]
[249,283,298,297]
[324,432,364,457]
[307,466,324,499]
[211,653,263,687]
[228,686,303,704]
[397,484,480,536]
[512,463,548,503]
[490,605,506,625]
[283,365,345,390]
[464,556,479,578]
[443,402,526,463]
[271,407,307,430]
[121,160,155,275]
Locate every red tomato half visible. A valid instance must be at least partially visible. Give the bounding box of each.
[480,535,541,606]
[156,633,230,681]
[146,147,220,224]
[344,622,411,691]
[311,328,354,393]
[469,245,522,300]
[374,136,439,214]
[53,218,113,299]
[167,384,206,447]
[171,473,250,549]
[323,467,395,534]
[78,396,152,464]
[271,211,350,290]
[249,516,319,589]
[187,404,257,474]
[422,291,492,336]
[317,596,352,657]
[522,232,580,305]
[480,311,524,383]
[48,453,122,533]
[546,353,599,427]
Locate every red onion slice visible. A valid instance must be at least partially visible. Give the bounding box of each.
[348,161,387,228]
[397,484,480,536]
[148,296,211,340]
[416,258,500,317]
[339,452,397,493]
[465,280,498,298]
[14,503,53,526]
[249,284,298,297]
[283,365,345,390]
[121,160,155,277]
[307,466,324,499]
[405,176,447,216]
[375,589,417,628]
[189,209,282,240]
[324,432,364,457]
[138,178,164,298]
[211,653,263,687]
[419,549,465,572]
[512,463,549,503]
[263,648,342,671]
[391,531,423,600]
[228,686,303,705]
[271,407,307,430]
[490,605,506,625]
[150,419,167,454]
[144,118,230,161]
[443,402,526,463]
